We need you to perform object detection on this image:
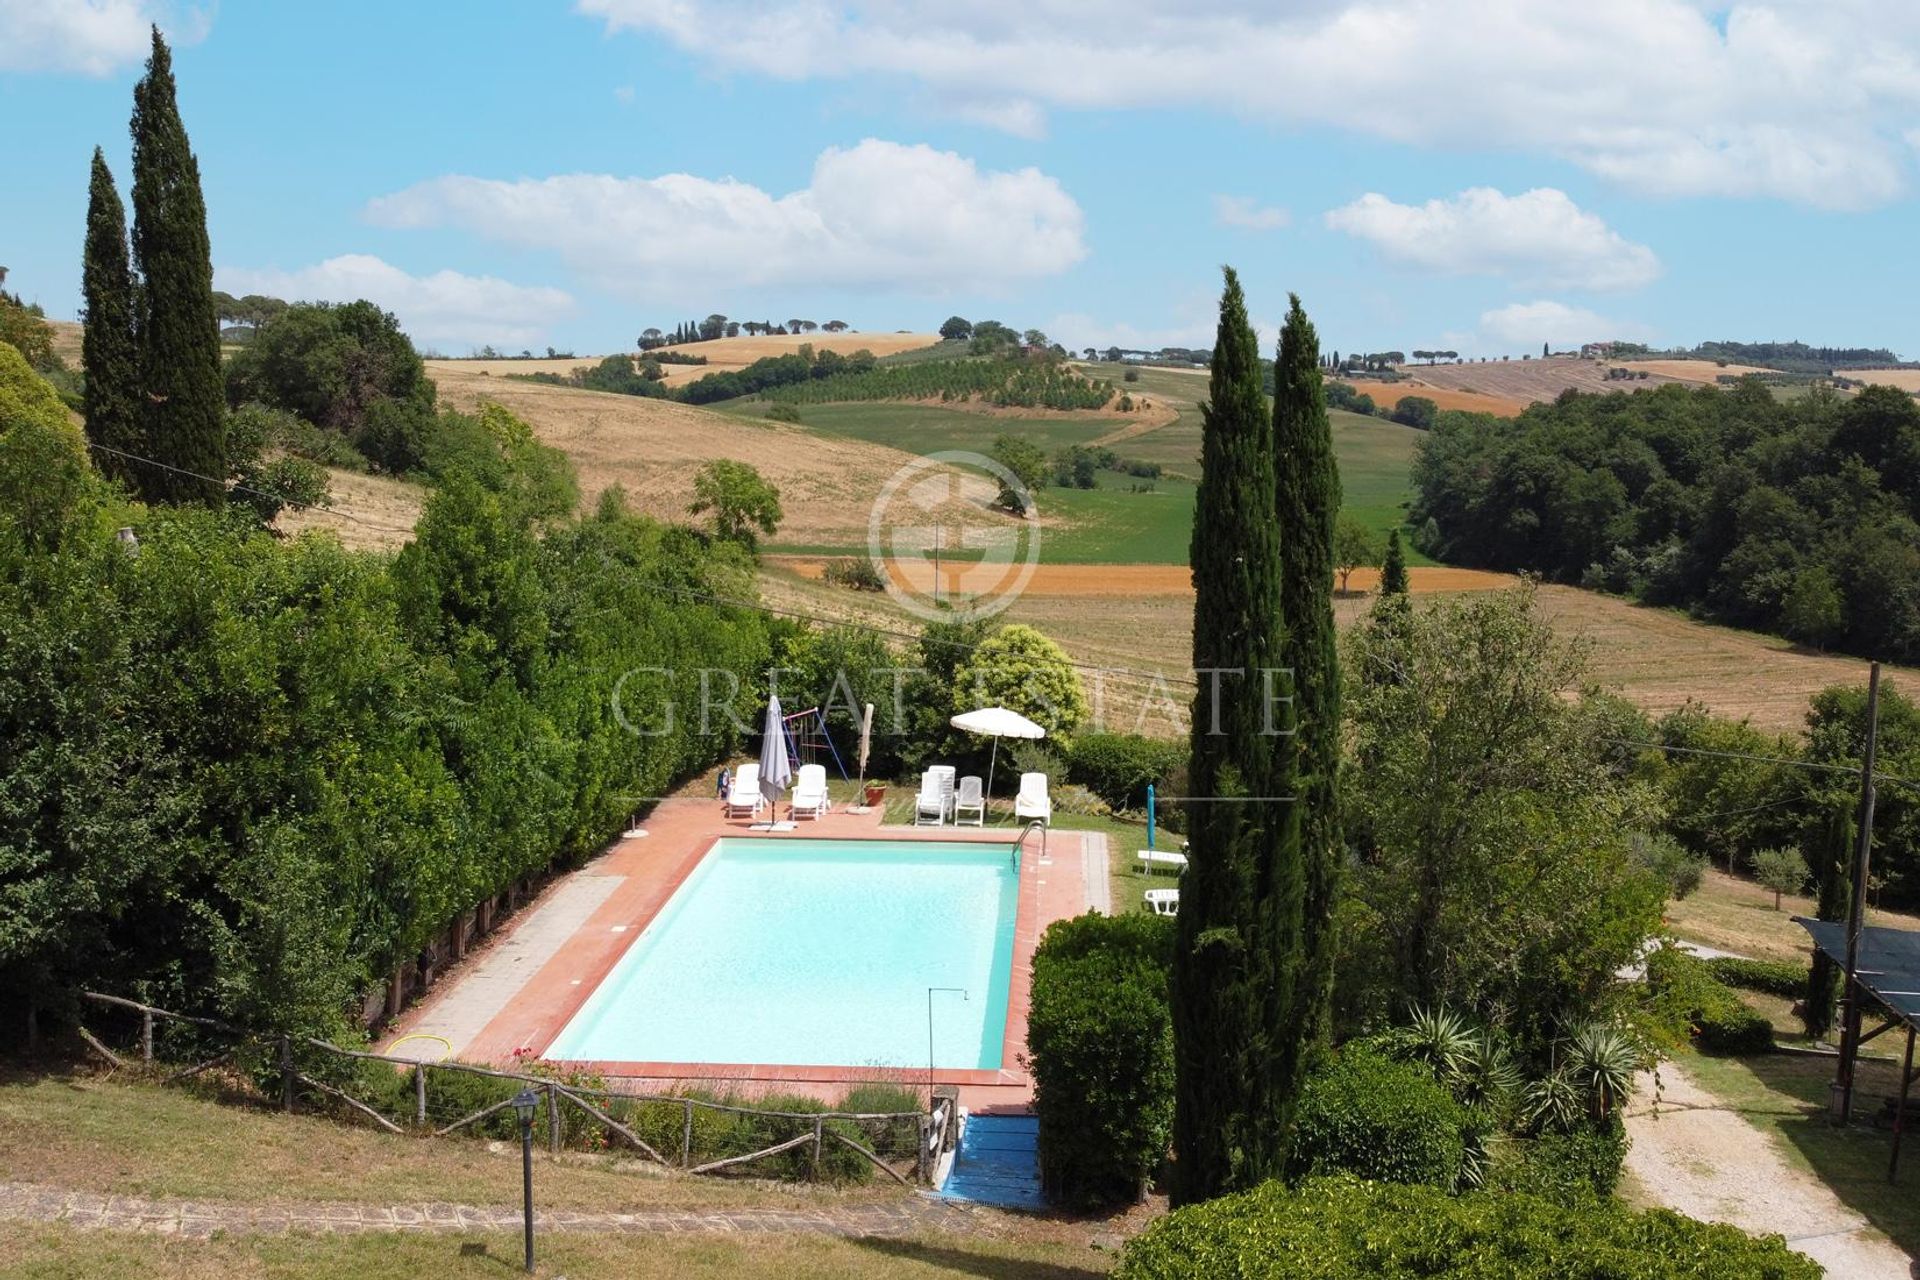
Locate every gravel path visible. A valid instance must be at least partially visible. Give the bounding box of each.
[1624,1059,1914,1278]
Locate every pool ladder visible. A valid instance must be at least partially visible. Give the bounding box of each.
[1014,818,1047,863]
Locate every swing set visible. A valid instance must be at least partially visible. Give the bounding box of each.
[780,706,849,780]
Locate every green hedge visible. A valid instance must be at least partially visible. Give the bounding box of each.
[1708,956,1808,999]
[1066,733,1184,812]
[1288,1046,1468,1190]
[1645,947,1774,1055]
[1113,1176,1820,1279]
[1027,912,1176,1209]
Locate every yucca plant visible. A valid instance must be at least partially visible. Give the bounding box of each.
[1564,1023,1640,1122]
[1402,1005,1478,1080]
[1523,1068,1584,1135]
[1452,1030,1523,1117]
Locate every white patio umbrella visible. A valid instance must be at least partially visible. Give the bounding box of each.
[948,707,1046,810]
[755,690,794,830]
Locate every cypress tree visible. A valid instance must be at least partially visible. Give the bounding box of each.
[1806,798,1854,1037]
[1172,267,1300,1205]
[131,25,224,506]
[82,146,143,492]
[1381,528,1409,596]
[1273,293,1341,1060]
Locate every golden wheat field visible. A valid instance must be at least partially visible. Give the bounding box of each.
[644,331,940,386]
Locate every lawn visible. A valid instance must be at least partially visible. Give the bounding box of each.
[0,1222,1111,1280]
[1664,869,1920,965]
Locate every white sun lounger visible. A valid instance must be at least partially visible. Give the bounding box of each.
[914,769,949,826]
[1137,849,1189,875]
[724,763,764,819]
[1145,888,1180,916]
[790,763,830,820]
[1013,772,1050,825]
[954,775,985,826]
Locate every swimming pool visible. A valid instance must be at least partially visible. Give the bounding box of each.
[544,838,1021,1070]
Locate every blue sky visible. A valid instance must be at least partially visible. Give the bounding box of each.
[4,1,1918,359]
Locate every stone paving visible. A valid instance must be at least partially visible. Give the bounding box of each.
[0,1180,988,1241]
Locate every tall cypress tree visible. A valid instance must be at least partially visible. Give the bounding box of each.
[1806,798,1855,1037]
[1381,528,1409,597]
[1172,267,1300,1205]
[82,146,143,492]
[130,26,225,506]
[1273,293,1341,1060]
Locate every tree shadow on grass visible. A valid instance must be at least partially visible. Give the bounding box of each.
[850,1236,1110,1280]
[1727,1051,1920,1261]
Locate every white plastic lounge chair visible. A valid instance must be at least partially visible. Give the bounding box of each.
[954,775,985,826]
[914,769,948,826]
[724,763,764,819]
[1013,772,1051,825]
[1137,848,1189,875]
[1145,888,1180,916]
[790,764,830,820]
[931,765,956,821]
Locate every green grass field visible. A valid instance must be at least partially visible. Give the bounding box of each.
[749,388,1428,565]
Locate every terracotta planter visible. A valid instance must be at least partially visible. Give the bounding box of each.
[864,784,889,807]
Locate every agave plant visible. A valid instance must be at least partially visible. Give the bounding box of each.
[1452,1030,1523,1116]
[1402,1004,1479,1080]
[1564,1022,1641,1122]
[1523,1067,1584,1135]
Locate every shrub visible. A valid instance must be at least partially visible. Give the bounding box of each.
[1644,945,1773,1055]
[1490,1124,1629,1203]
[765,401,802,423]
[820,557,885,591]
[1123,365,1140,382]
[1113,1176,1820,1279]
[1027,912,1175,1208]
[1707,956,1808,999]
[1066,732,1184,811]
[1288,1046,1468,1189]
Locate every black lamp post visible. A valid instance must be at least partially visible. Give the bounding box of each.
[512,1087,540,1273]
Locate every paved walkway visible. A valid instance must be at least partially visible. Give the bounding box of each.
[0,1181,985,1240]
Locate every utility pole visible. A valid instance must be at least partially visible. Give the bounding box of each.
[1837,661,1882,1123]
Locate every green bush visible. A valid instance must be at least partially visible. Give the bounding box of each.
[1066,732,1184,811]
[1288,1047,1468,1189]
[1490,1124,1628,1203]
[765,401,802,423]
[1644,946,1773,1055]
[1027,912,1175,1209]
[1708,956,1808,999]
[820,556,885,591]
[1113,1176,1820,1279]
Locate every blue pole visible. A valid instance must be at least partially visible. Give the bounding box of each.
[1146,784,1156,851]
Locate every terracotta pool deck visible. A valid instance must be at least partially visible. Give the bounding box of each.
[381,795,1104,1111]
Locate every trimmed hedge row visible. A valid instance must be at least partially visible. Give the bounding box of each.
[1707,956,1809,999]
[1065,732,1184,812]
[1113,1176,1821,1279]
[1027,912,1176,1209]
[1489,1125,1629,1204]
[1288,1046,1468,1190]
[1645,947,1774,1055]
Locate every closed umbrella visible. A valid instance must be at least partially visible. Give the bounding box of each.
[757,690,793,828]
[948,707,1046,812]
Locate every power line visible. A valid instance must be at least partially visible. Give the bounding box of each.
[1607,737,1920,790]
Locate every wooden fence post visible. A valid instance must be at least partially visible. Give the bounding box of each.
[682,1099,694,1168]
[141,1009,154,1063]
[811,1116,824,1180]
[279,1036,294,1113]
[917,1114,930,1184]
[547,1081,560,1155]
[415,1063,428,1127]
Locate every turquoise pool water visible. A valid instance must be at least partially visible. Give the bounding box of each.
[545,838,1020,1069]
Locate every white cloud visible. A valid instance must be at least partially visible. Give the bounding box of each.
[216,255,575,351]
[1325,188,1660,292]
[1478,300,1653,349]
[0,0,207,75]
[366,139,1086,296]
[578,0,1920,209]
[1214,195,1290,232]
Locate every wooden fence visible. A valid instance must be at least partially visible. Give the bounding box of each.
[78,992,948,1185]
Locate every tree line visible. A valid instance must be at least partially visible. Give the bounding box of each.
[638,315,850,348]
[1412,378,1920,662]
